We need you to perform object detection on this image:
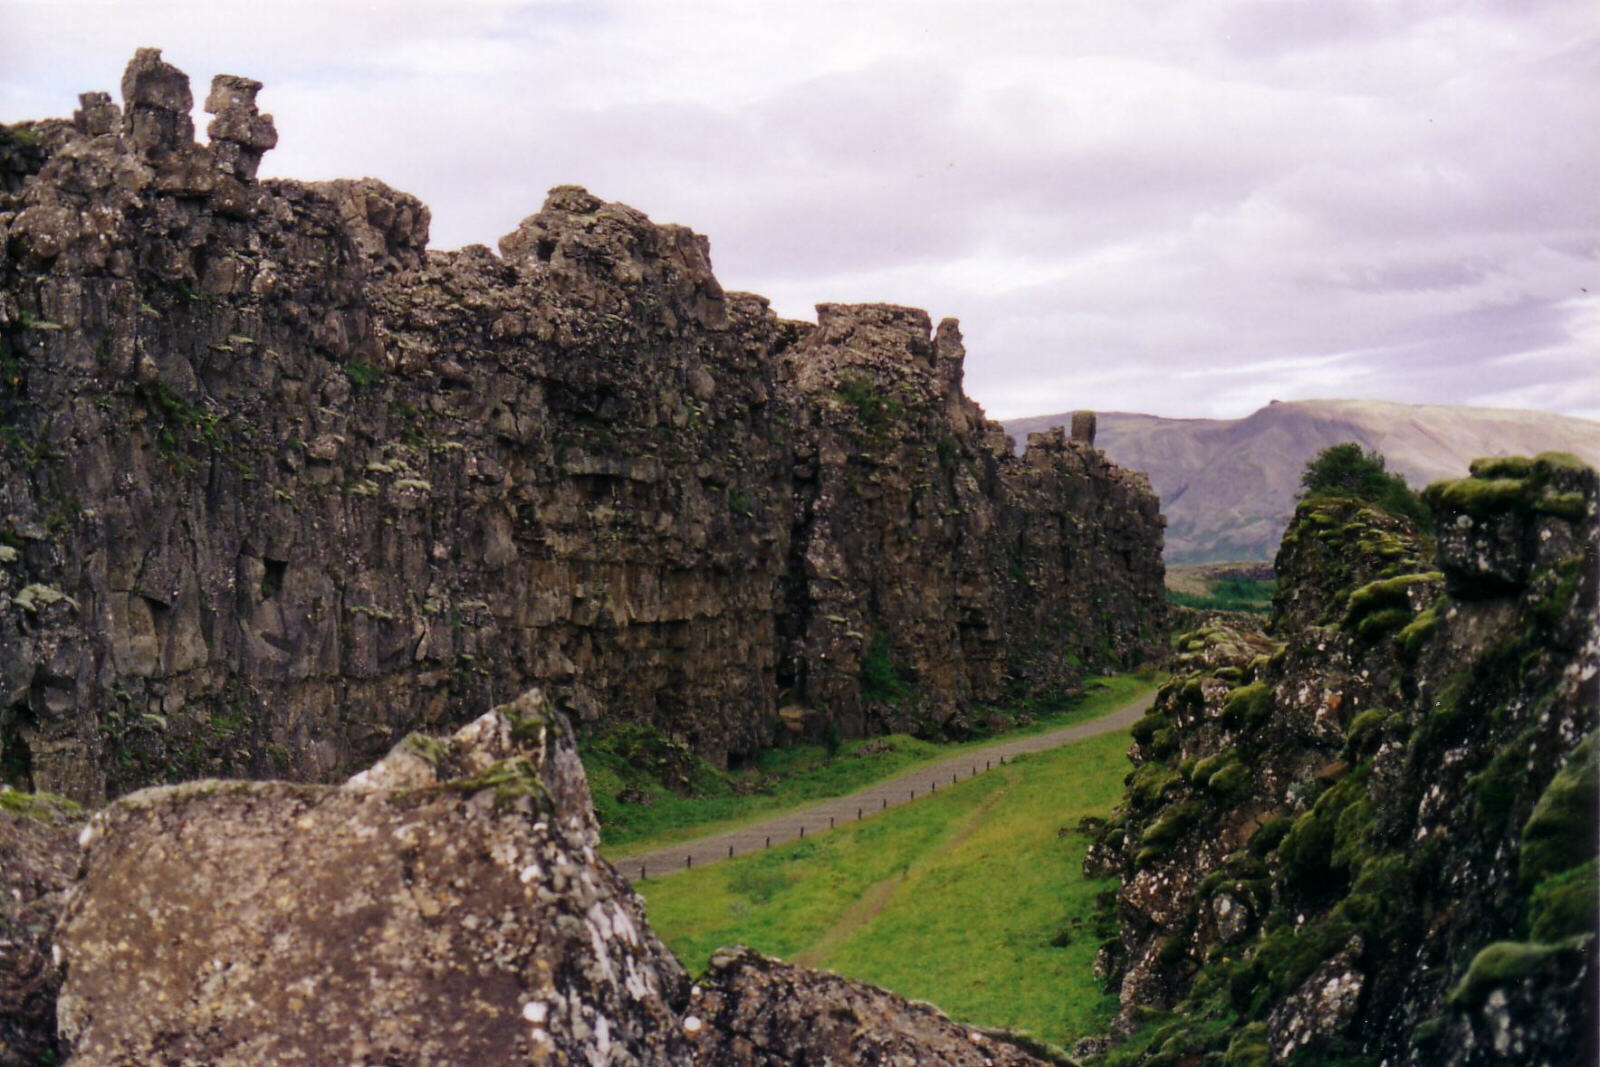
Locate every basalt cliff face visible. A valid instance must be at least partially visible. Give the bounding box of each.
[1087,454,1598,1064]
[0,51,1165,805]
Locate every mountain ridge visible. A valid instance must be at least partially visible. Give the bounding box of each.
[1004,398,1600,563]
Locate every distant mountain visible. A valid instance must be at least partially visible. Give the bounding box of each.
[1003,399,1600,564]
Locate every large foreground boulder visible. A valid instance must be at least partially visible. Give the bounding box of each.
[53,690,693,1065]
[47,689,1066,1066]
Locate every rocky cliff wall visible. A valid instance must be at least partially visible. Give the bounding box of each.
[1085,454,1597,1064]
[0,51,1166,804]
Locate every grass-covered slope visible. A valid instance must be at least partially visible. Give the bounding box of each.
[584,673,1154,854]
[639,726,1132,1051]
[1166,564,1276,615]
[1087,453,1598,1066]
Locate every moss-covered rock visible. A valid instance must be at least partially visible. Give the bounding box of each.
[1519,732,1599,889]
[1088,452,1599,1065]
[1527,859,1599,943]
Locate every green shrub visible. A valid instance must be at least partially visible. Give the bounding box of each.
[860,633,912,703]
[834,374,904,429]
[345,361,385,389]
[1299,443,1431,530]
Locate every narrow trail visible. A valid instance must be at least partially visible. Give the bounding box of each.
[622,687,1154,883]
[791,774,1015,968]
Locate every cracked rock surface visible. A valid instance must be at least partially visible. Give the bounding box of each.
[54,690,692,1065]
[1,50,1165,806]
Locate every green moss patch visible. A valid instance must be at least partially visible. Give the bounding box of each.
[0,785,83,825]
[1341,572,1441,639]
[1448,941,1567,1007]
[1527,858,1599,943]
[1395,603,1439,657]
[1519,732,1598,888]
[1427,452,1595,523]
[1141,801,1203,849]
[1220,682,1273,729]
[1130,763,1183,809]
[1278,771,1371,891]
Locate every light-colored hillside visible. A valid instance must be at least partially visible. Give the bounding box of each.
[1004,399,1600,563]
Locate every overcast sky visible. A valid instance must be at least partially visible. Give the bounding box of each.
[3,0,1596,420]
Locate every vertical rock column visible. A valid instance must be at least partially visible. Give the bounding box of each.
[204,74,276,181]
[119,47,193,157]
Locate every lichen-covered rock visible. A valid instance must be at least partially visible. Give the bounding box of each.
[0,788,84,1067]
[1425,452,1597,600]
[53,690,692,1065]
[686,946,1061,1066]
[0,50,1165,806]
[1264,935,1365,1060]
[1086,457,1599,1064]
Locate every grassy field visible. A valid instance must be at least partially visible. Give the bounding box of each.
[590,672,1155,858]
[1166,562,1276,614]
[637,726,1134,1049]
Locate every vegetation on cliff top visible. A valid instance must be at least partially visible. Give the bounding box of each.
[1298,441,1431,531]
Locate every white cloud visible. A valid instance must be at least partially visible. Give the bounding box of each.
[2,0,1595,423]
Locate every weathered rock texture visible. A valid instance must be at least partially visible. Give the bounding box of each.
[0,788,83,1066]
[0,52,1166,804]
[55,690,696,1065]
[1086,453,1598,1064]
[48,691,1062,1066]
[685,946,1061,1065]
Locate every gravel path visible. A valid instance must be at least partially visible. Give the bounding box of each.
[622,687,1154,882]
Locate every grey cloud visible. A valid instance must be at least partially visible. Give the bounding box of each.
[1220,0,1387,60]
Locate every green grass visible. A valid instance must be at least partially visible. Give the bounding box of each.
[1168,575,1276,615]
[592,673,1156,858]
[638,727,1133,1047]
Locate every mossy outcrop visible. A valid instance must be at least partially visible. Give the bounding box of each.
[0,52,1165,805]
[1087,458,1597,1064]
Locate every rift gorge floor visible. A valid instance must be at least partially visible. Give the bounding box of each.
[602,681,1155,1050]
